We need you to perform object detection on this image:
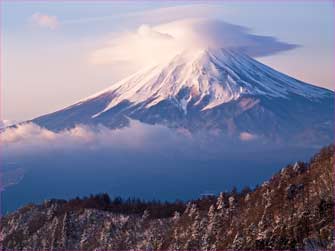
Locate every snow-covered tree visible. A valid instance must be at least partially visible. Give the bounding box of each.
[202,205,222,249]
[185,209,200,249]
[216,192,226,210]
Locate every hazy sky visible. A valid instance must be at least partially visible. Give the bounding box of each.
[2,1,334,122]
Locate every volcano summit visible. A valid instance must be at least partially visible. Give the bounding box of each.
[32,48,333,145]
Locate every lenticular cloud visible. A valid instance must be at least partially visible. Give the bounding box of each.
[91,18,298,66]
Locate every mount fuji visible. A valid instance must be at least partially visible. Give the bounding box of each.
[32,48,333,144]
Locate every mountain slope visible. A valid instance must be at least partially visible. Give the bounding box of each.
[1,145,333,250]
[32,49,334,144]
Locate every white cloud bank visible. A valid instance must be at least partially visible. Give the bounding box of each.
[1,122,261,158]
[1,121,185,155]
[91,18,298,67]
[31,13,59,30]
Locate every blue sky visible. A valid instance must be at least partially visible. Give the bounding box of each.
[1,1,334,121]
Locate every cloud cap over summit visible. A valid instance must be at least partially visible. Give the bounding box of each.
[91,18,298,66]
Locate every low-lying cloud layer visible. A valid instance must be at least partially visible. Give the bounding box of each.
[2,121,260,159]
[91,19,298,66]
[2,121,183,155]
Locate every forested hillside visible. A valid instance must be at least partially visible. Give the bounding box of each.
[1,145,333,250]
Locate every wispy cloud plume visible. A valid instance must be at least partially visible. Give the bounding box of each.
[31,13,59,30]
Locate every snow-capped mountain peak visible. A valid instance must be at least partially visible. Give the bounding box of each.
[81,48,330,118]
[32,48,333,145]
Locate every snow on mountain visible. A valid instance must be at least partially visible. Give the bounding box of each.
[31,48,333,144]
[78,48,331,118]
